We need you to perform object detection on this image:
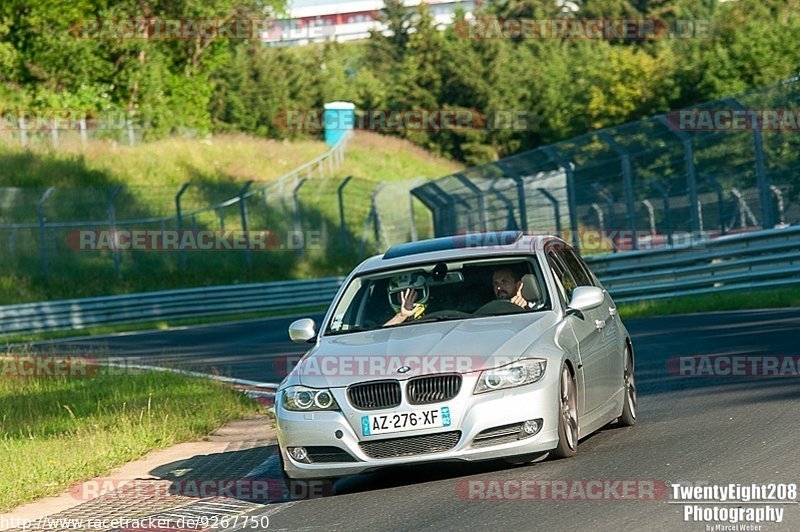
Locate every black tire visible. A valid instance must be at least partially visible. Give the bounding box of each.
[551,364,578,459]
[618,344,637,427]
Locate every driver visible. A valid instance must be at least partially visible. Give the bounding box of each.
[491,267,529,308]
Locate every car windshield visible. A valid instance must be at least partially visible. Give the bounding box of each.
[325,258,549,335]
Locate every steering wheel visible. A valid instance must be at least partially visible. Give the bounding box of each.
[473,299,526,316]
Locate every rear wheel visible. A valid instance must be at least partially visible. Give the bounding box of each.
[551,364,578,459]
[618,345,637,426]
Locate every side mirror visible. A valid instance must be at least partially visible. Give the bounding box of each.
[567,286,604,315]
[288,318,317,343]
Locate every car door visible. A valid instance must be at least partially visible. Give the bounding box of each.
[545,248,608,414]
[568,250,623,395]
[558,247,620,401]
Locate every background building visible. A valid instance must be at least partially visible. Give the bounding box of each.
[263,0,476,46]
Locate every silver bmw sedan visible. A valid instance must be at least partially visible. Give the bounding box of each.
[276,231,637,480]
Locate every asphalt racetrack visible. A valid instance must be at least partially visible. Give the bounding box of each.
[25,308,800,531]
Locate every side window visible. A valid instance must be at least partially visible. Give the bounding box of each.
[547,251,577,304]
[558,249,594,288]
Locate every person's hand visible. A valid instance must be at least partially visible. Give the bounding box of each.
[510,284,528,308]
[397,288,420,318]
[384,288,421,326]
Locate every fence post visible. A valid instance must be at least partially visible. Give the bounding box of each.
[50,119,59,149]
[650,180,673,246]
[79,118,88,145]
[127,119,135,146]
[239,180,254,268]
[37,188,54,279]
[725,99,773,229]
[175,183,191,269]
[410,187,446,238]
[537,188,562,234]
[642,200,655,237]
[599,132,637,250]
[656,115,700,239]
[591,184,617,252]
[19,116,28,148]
[701,173,726,236]
[455,173,488,231]
[496,162,529,233]
[371,183,387,250]
[292,178,307,257]
[427,182,461,235]
[590,203,605,243]
[337,176,353,249]
[408,193,418,242]
[109,186,122,278]
[542,147,580,251]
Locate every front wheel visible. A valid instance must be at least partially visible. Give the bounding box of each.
[550,364,578,459]
[618,345,637,426]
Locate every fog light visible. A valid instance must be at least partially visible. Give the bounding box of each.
[521,419,542,438]
[288,447,309,463]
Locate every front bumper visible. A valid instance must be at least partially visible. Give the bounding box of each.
[275,373,560,479]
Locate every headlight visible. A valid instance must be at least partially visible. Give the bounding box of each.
[474,359,547,394]
[282,386,340,411]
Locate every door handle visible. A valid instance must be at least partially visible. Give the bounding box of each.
[595,319,606,329]
[609,307,617,316]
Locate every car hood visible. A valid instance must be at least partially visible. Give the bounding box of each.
[295,312,559,388]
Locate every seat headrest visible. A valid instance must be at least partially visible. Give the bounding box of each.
[520,273,542,303]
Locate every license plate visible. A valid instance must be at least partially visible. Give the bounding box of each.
[361,407,451,436]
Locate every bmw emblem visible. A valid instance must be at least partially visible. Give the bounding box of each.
[397,366,411,374]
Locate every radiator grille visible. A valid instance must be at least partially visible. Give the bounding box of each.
[347,380,401,410]
[407,374,462,405]
[359,431,461,459]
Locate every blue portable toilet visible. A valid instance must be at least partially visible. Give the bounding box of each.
[323,101,355,147]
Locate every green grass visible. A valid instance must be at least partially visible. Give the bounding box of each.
[0,359,261,511]
[618,285,800,319]
[0,134,328,188]
[0,131,460,305]
[336,132,463,182]
[0,305,329,344]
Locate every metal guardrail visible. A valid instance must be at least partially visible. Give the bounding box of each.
[586,226,800,303]
[0,277,344,335]
[1,227,798,336]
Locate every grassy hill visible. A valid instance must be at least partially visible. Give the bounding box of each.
[0,132,462,304]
